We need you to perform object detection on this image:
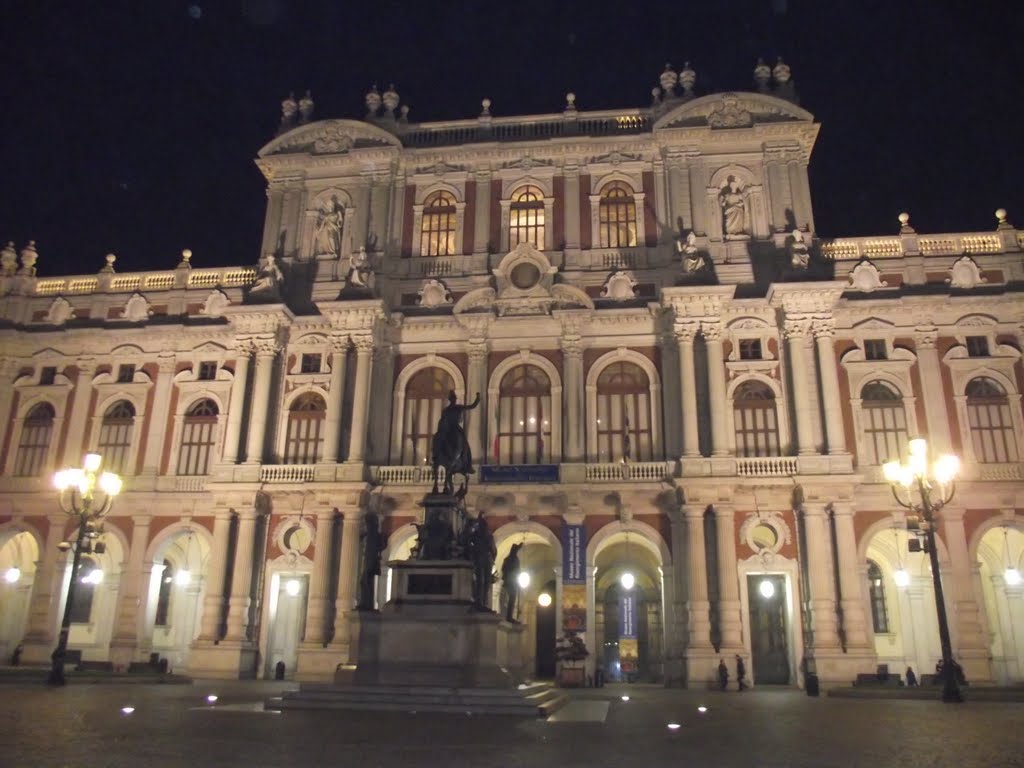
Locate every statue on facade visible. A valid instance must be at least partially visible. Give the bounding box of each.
[251,252,283,294]
[719,177,748,238]
[431,390,480,495]
[357,513,385,610]
[314,196,344,258]
[789,229,810,271]
[677,231,707,275]
[465,510,496,610]
[345,246,372,289]
[500,542,523,622]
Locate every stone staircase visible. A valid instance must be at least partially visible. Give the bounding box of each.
[265,681,568,717]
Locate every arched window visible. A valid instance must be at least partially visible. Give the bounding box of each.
[69,556,98,624]
[14,403,55,476]
[154,559,174,627]
[176,399,218,476]
[867,560,889,633]
[495,364,551,465]
[861,381,908,465]
[97,400,136,475]
[510,186,545,250]
[420,190,457,256]
[284,393,326,464]
[595,362,652,462]
[598,181,638,248]
[733,382,780,457]
[966,377,1019,463]
[401,367,455,466]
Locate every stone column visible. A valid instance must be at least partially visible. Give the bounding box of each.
[303,509,336,646]
[61,358,97,465]
[684,505,712,649]
[466,340,489,463]
[813,318,848,455]
[0,358,20,437]
[346,337,375,464]
[222,343,251,464]
[473,170,491,254]
[244,339,279,464]
[675,321,700,458]
[196,510,233,641]
[784,317,817,455]
[109,515,152,667]
[561,335,584,462]
[830,503,871,651]
[139,355,176,477]
[563,166,581,251]
[322,335,349,463]
[223,510,258,642]
[653,158,670,242]
[802,503,840,650]
[332,511,361,648]
[687,154,705,235]
[938,507,992,680]
[20,517,69,659]
[914,327,953,454]
[703,321,730,456]
[714,505,743,650]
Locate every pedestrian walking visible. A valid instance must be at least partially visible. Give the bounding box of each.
[905,666,917,687]
[717,658,729,691]
[735,654,747,691]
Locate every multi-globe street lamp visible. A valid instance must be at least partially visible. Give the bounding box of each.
[47,453,122,686]
[882,438,963,703]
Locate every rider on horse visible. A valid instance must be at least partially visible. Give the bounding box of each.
[431,390,480,494]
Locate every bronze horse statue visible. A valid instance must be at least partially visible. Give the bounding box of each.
[431,391,480,495]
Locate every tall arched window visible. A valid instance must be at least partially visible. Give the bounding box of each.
[732,382,780,457]
[177,399,218,476]
[510,186,545,250]
[420,190,457,256]
[155,559,174,627]
[861,381,908,465]
[595,362,652,462]
[401,367,455,466]
[14,403,55,476]
[284,393,326,464]
[69,555,98,624]
[867,560,889,633]
[495,364,551,465]
[97,400,136,474]
[966,377,1019,463]
[598,181,638,248]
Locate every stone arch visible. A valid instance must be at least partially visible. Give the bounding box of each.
[585,349,663,462]
[968,513,1024,563]
[391,356,467,465]
[415,182,463,206]
[587,519,670,567]
[725,373,791,456]
[145,520,215,566]
[0,520,44,557]
[488,352,563,464]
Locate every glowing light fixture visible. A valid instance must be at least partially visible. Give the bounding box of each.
[175,569,192,587]
[206,694,218,704]
[121,706,135,715]
[84,568,104,585]
[621,695,630,701]
[1003,527,1022,586]
[4,567,20,584]
[667,722,681,730]
[285,579,301,597]
[758,579,775,599]
[517,571,530,590]
[620,571,635,590]
[697,706,707,713]
[893,568,911,588]
[537,592,552,608]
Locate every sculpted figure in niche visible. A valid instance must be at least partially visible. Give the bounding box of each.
[677,232,707,274]
[314,196,344,258]
[252,252,283,293]
[345,246,371,289]
[789,229,810,270]
[719,176,748,238]
[500,542,523,622]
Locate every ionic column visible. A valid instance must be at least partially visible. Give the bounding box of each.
[61,358,97,465]
[675,321,700,458]
[914,327,952,454]
[303,509,336,646]
[222,343,251,464]
[802,503,840,650]
[196,510,233,641]
[223,510,258,642]
[561,335,584,462]
[830,503,870,650]
[653,158,670,242]
[22,517,69,648]
[135,355,176,475]
[684,505,712,649]
[714,505,743,649]
[332,511,361,646]
[813,318,848,455]
[244,339,279,464]
[703,321,729,456]
[784,317,817,455]
[466,340,489,463]
[322,335,349,463]
[346,337,374,464]
[109,515,152,657]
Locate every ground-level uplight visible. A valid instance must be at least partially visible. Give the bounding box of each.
[121,706,135,715]
[667,722,681,730]
[206,694,218,704]
[621,695,630,702]
[697,706,707,713]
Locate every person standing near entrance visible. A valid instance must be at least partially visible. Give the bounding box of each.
[717,659,729,691]
[735,654,747,691]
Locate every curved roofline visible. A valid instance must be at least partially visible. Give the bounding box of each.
[653,91,814,130]
[257,118,402,157]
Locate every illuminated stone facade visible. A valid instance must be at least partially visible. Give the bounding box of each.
[1,74,1022,688]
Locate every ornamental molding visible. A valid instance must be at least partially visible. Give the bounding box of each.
[848,260,889,293]
[947,255,987,289]
[258,119,402,158]
[600,270,639,301]
[44,297,75,325]
[738,508,792,561]
[767,282,846,313]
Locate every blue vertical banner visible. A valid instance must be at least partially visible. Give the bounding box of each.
[619,592,639,674]
[561,523,587,632]
[619,593,637,639]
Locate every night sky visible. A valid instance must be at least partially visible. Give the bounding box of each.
[1,0,1021,277]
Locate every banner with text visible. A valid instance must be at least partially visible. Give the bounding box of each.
[619,592,639,674]
[561,523,587,632]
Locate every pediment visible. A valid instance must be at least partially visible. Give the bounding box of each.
[653,92,814,130]
[258,119,402,157]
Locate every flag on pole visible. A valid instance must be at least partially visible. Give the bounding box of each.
[536,398,545,461]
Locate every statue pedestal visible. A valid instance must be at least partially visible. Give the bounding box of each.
[346,559,526,688]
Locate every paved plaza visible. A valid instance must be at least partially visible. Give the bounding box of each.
[2,681,1023,768]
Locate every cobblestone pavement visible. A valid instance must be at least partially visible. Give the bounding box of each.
[2,681,1023,768]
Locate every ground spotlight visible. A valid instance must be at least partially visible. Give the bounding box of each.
[667,722,681,730]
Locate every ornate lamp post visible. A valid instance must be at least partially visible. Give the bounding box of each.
[47,453,122,686]
[882,438,963,703]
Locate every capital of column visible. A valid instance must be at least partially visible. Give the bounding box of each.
[75,356,98,374]
[812,317,836,339]
[560,336,583,359]
[329,333,350,354]
[701,320,723,343]
[468,339,490,362]
[475,169,492,182]
[253,337,281,358]
[673,320,699,343]
[914,325,938,349]
[783,317,812,340]
[352,335,375,354]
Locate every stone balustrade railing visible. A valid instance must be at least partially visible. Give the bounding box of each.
[31,266,256,297]
[820,230,1014,261]
[260,464,316,483]
[585,461,672,482]
[735,456,799,477]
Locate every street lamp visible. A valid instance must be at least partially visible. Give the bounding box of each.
[882,438,963,703]
[48,453,122,686]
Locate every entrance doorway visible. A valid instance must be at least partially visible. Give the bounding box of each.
[747,574,790,684]
[535,580,556,678]
[264,573,308,680]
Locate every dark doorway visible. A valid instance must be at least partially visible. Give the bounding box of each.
[535,580,557,678]
[747,574,790,685]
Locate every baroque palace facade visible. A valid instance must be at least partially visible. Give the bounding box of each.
[1,65,1022,688]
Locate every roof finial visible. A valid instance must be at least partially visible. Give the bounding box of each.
[898,211,915,234]
[659,63,678,97]
[995,208,1012,229]
[298,90,314,123]
[754,57,771,92]
[382,84,400,116]
[679,61,696,95]
[279,92,298,134]
[365,84,382,118]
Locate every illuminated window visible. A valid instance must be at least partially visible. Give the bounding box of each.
[401,367,455,466]
[14,403,55,476]
[732,382,780,457]
[284,393,326,464]
[966,377,1018,463]
[510,186,545,250]
[97,400,135,474]
[495,364,551,465]
[595,362,652,462]
[177,399,218,476]
[598,181,637,248]
[420,191,457,256]
[861,381,908,465]
[867,560,889,633]
[864,339,887,361]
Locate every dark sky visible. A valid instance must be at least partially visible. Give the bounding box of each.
[1,0,1021,277]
